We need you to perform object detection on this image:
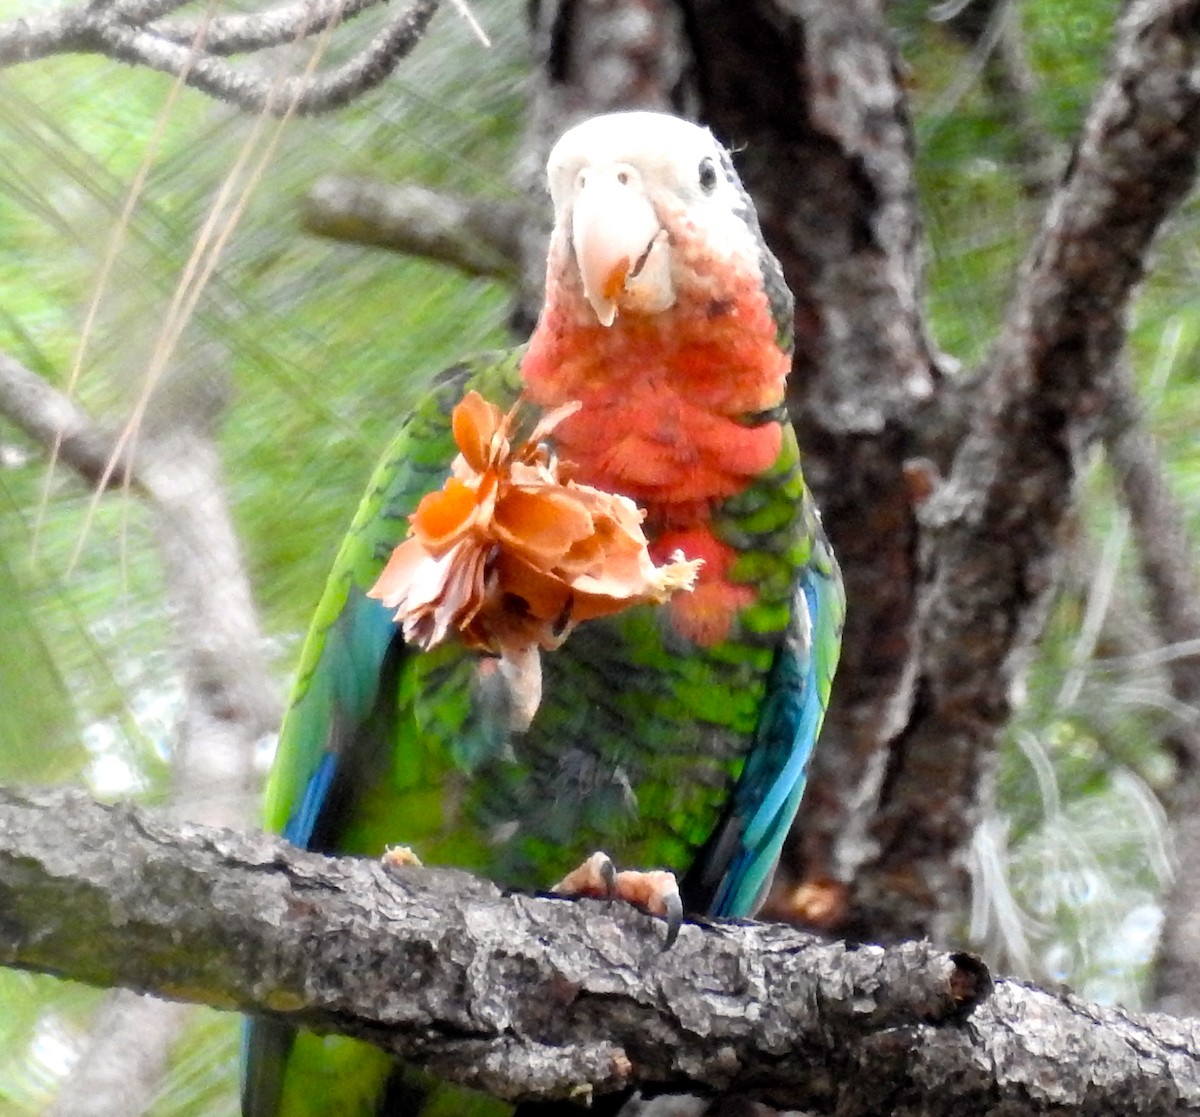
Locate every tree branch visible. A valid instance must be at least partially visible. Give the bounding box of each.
[303,176,524,278]
[0,786,1197,1115]
[1102,363,1200,1016]
[1104,366,1200,766]
[0,0,383,63]
[0,0,442,118]
[146,0,391,57]
[0,350,140,490]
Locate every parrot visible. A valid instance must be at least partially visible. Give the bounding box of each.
[242,110,844,1117]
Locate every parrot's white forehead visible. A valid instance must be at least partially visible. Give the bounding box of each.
[546,112,729,207]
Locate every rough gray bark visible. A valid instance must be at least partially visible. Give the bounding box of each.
[1,787,1198,1117]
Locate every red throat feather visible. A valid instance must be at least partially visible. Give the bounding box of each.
[520,276,787,513]
[520,248,788,646]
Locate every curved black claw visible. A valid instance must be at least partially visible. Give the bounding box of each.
[662,881,683,949]
[596,852,618,898]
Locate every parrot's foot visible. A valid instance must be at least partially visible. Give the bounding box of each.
[381,845,423,869]
[554,851,684,947]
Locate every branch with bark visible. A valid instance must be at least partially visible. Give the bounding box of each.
[0,351,141,490]
[302,176,525,279]
[0,0,442,116]
[0,787,1196,1116]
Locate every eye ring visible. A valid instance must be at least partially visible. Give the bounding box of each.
[698,156,718,193]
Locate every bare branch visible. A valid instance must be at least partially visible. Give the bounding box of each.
[303,176,524,278]
[0,0,384,63]
[0,0,442,118]
[89,0,440,115]
[147,0,386,56]
[1104,369,1200,759]
[0,351,139,490]
[0,786,1197,1116]
[0,353,279,774]
[0,7,95,65]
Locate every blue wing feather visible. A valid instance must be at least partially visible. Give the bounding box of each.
[277,592,398,846]
[285,753,339,848]
[694,525,843,918]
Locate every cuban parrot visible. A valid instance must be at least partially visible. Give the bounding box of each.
[243,110,844,1117]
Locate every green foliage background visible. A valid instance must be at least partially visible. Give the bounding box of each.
[0,0,1196,1112]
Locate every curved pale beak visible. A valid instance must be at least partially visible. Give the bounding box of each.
[569,166,675,327]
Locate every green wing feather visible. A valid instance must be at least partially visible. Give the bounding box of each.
[260,350,523,848]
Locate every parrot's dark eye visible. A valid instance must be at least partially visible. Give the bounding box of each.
[698,156,718,193]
